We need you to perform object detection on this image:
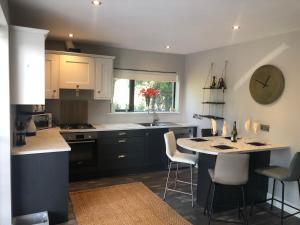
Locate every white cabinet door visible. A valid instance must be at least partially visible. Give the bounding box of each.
[59,55,95,90]
[94,57,114,100]
[10,26,48,104]
[45,54,60,99]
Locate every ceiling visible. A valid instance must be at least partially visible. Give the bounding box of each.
[9,0,300,54]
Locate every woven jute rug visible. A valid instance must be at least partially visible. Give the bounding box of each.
[70,182,192,225]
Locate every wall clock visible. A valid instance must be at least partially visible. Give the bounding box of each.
[249,65,285,105]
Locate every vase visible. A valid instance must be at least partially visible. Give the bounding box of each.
[145,96,150,113]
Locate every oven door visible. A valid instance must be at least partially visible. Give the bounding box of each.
[68,139,97,168]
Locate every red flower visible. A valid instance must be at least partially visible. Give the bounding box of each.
[139,87,159,97]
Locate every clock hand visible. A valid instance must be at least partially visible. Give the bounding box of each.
[263,75,271,88]
[255,79,266,87]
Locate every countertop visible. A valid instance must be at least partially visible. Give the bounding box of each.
[12,128,71,156]
[12,122,197,155]
[60,122,197,133]
[177,136,289,155]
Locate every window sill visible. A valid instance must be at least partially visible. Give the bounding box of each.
[108,111,180,115]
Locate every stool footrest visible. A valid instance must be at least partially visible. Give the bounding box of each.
[165,188,193,196]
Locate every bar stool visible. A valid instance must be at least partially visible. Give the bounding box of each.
[205,153,250,225]
[252,152,300,225]
[163,131,198,207]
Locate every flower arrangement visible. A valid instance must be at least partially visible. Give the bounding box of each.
[139,87,160,98]
[139,87,160,112]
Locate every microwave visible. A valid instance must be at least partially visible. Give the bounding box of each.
[32,113,53,130]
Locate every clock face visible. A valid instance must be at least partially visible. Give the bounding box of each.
[249,65,285,105]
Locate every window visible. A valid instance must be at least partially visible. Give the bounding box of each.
[112,69,178,113]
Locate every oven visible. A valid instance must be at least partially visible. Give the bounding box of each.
[62,132,98,169]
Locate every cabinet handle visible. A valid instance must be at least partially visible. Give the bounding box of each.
[118,132,126,136]
[118,154,126,159]
[53,90,56,93]
[98,90,101,94]
[76,85,79,88]
[118,139,126,143]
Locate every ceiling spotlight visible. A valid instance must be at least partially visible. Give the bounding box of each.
[165,45,171,49]
[92,0,102,6]
[68,33,74,38]
[232,25,240,30]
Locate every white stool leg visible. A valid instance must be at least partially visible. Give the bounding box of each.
[174,163,179,189]
[190,164,194,207]
[163,162,172,200]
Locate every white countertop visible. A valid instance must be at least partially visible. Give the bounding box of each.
[12,122,196,155]
[12,128,71,156]
[177,136,289,155]
[60,122,197,133]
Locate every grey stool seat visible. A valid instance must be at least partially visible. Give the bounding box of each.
[255,166,289,181]
[252,152,300,225]
[205,153,250,225]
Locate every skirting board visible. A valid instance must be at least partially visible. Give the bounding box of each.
[266,193,300,218]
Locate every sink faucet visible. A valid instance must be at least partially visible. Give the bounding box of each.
[152,111,159,125]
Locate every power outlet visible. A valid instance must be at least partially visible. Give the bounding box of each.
[260,124,270,132]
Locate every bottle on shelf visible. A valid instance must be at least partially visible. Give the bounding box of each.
[231,121,238,142]
[210,76,217,88]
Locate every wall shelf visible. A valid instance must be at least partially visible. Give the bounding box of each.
[193,114,224,120]
[194,61,228,122]
[203,87,226,90]
[202,102,225,105]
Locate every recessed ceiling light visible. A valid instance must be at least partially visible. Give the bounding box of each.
[232,25,240,30]
[165,45,171,49]
[91,0,102,6]
[68,33,74,38]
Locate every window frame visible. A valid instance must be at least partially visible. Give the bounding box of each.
[113,79,177,113]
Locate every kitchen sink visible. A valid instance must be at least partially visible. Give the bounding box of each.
[138,122,178,127]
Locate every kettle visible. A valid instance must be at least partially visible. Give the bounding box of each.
[26,116,37,136]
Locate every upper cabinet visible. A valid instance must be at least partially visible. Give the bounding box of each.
[10,26,49,104]
[59,55,95,90]
[44,51,115,100]
[45,54,60,99]
[94,57,114,100]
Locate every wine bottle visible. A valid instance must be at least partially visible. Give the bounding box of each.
[231,121,238,142]
[211,76,216,88]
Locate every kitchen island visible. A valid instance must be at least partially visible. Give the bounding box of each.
[177,136,289,210]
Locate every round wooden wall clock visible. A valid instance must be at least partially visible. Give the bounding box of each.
[249,65,285,104]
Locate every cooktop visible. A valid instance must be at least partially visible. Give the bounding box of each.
[60,124,96,130]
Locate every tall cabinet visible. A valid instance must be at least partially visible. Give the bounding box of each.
[10,26,49,104]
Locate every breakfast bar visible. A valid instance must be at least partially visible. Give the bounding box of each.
[177,136,289,210]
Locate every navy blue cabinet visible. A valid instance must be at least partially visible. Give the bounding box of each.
[12,152,69,225]
[98,130,146,171]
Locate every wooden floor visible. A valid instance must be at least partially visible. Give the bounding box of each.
[60,168,300,225]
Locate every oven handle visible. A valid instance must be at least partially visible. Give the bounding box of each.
[67,140,96,144]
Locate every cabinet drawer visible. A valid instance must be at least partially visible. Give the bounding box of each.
[99,130,145,138]
[101,152,144,170]
[100,137,144,156]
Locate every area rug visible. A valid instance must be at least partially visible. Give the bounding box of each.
[70,182,191,225]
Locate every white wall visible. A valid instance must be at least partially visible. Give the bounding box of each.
[0,1,11,224]
[184,30,300,211]
[46,41,186,124]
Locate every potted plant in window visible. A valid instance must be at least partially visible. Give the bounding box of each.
[139,87,160,113]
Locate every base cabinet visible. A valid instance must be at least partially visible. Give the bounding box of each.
[98,130,145,171]
[12,152,69,225]
[144,129,169,168]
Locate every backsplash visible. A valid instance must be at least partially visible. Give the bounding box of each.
[45,89,183,125]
